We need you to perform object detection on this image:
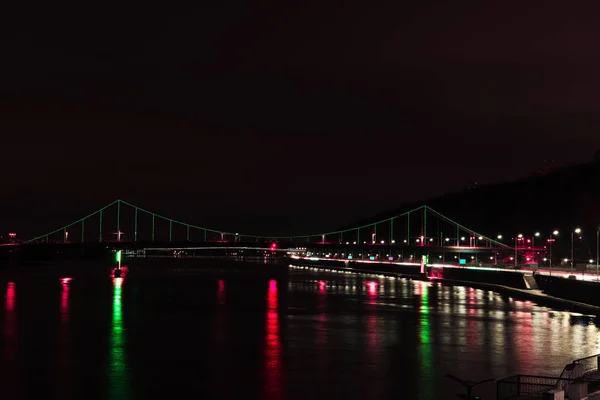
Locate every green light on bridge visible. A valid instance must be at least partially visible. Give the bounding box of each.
[116,250,122,263]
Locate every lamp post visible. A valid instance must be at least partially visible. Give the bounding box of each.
[515,234,522,268]
[532,232,540,263]
[548,230,558,276]
[571,228,581,273]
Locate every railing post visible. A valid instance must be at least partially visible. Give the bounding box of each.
[187,225,190,242]
[134,208,138,242]
[117,200,120,241]
[204,229,207,242]
[423,206,427,247]
[169,220,172,242]
[152,215,155,242]
[99,210,103,242]
[82,219,85,242]
[456,225,459,247]
[390,218,394,243]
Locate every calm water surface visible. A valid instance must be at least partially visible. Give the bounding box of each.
[1,265,600,399]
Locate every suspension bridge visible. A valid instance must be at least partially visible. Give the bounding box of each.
[16,199,513,254]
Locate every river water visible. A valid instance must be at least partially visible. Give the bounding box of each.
[0,265,599,399]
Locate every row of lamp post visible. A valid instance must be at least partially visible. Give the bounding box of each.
[504,228,600,278]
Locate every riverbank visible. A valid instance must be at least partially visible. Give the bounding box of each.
[288,257,600,315]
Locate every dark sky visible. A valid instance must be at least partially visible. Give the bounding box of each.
[2,1,600,237]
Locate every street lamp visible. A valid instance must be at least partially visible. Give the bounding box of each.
[515,234,523,267]
[571,228,581,273]
[497,234,503,240]
[532,232,540,261]
[548,230,558,275]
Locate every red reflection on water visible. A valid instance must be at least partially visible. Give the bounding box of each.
[466,287,477,353]
[318,281,326,294]
[366,281,378,296]
[217,279,226,305]
[61,278,71,321]
[264,280,282,399]
[366,283,383,398]
[211,279,229,398]
[3,282,18,397]
[5,282,16,359]
[58,278,73,399]
[512,311,535,370]
[6,282,15,312]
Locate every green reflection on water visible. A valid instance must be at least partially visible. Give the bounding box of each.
[419,284,434,399]
[109,278,131,399]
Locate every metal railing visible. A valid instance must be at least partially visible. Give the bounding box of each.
[497,375,559,399]
[574,354,600,375]
[497,372,600,399]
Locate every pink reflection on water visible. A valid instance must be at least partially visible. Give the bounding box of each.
[58,278,73,399]
[4,282,16,359]
[217,279,226,305]
[366,281,378,296]
[211,279,228,398]
[264,280,282,399]
[466,287,478,352]
[318,280,326,294]
[61,278,71,322]
[3,282,18,397]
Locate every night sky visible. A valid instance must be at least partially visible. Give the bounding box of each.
[2,2,600,237]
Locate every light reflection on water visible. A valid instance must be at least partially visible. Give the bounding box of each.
[58,278,73,400]
[109,277,131,400]
[264,279,282,400]
[1,269,600,399]
[2,282,18,398]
